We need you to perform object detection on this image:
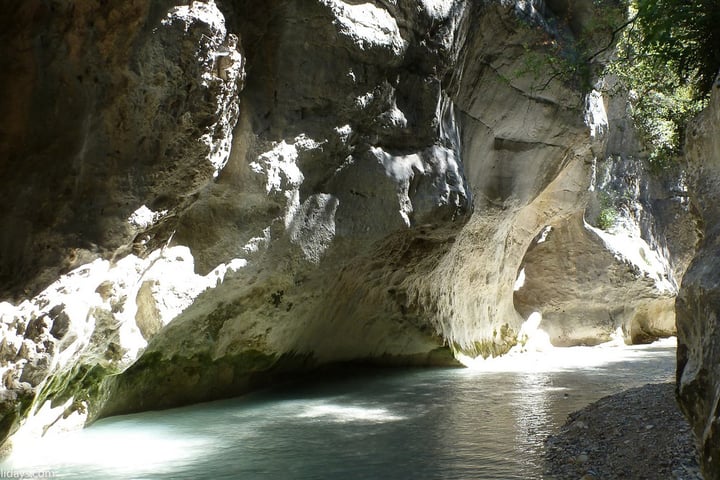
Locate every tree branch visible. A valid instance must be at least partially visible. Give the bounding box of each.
[586,14,639,63]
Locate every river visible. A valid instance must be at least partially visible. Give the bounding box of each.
[1,339,676,479]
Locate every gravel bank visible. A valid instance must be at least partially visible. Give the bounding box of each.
[544,382,701,479]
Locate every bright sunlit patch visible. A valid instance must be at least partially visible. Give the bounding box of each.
[585,218,675,294]
[128,205,167,228]
[513,268,526,291]
[5,423,212,473]
[321,0,406,54]
[514,312,552,353]
[9,398,87,450]
[297,404,405,423]
[646,336,677,348]
[604,326,628,347]
[536,226,552,243]
[457,337,676,374]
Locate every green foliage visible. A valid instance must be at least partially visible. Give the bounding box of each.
[597,207,618,230]
[514,0,627,93]
[634,0,720,97]
[513,1,719,168]
[608,0,719,170]
[596,190,619,230]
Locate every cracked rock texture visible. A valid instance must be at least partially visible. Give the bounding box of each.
[0,0,702,457]
[677,77,720,479]
[515,81,699,346]
[0,0,243,299]
[0,0,244,445]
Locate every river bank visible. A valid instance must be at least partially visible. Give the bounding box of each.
[1,343,679,479]
[544,382,701,479]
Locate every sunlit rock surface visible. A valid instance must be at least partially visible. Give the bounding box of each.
[0,0,244,445]
[0,0,694,452]
[514,76,699,346]
[0,0,243,299]
[676,77,720,479]
[100,0,476,416]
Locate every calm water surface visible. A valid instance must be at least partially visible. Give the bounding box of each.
[3,340,676,479]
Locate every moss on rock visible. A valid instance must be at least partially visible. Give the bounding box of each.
[96,348,313,419]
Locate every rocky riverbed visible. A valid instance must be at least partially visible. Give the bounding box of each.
[544,382,701,479]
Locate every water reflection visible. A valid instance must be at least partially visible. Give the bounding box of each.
[8,423,214,479]
[2,341,676,479]
[512,373,553,471]
[297,403,405,423]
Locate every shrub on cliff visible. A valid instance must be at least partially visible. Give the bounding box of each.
[634,0,720,97]
[611,0,720,168]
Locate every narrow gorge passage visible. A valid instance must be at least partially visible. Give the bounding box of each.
[2,341,676,479]
[1,0,718,478]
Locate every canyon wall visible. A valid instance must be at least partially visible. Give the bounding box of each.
[677,76,720,479]
[0,0,699,456]
[515,79,699,346]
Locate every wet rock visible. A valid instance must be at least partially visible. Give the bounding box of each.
[48,306,70,340]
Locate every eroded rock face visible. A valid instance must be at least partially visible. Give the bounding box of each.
[0,0,244,444]
[98,0,622,417]
[514,77,699,346]
[676,79,720,479]
[513,154,695,346]
[0,1,243,300]
[100,0,477,416]
[515,214,677,346]
[0,0,688,452]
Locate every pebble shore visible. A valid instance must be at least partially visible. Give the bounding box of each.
[544,382,702,479]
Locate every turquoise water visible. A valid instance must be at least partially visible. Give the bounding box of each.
[2,341,676,479]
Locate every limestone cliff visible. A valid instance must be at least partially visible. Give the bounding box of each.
[677,75,720,479]
[0,0,244,445]
[0,0,694,453]
[515,78,699,346]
